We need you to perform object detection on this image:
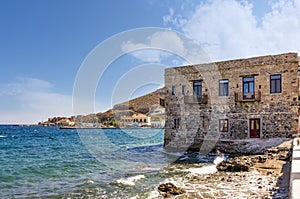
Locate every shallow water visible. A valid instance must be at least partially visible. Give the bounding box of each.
[2,125,274,199]
[0,125,196,198]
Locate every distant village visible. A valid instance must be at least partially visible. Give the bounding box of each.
[38,88,166,129]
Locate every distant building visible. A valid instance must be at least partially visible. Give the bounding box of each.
[149,104,165,128]
[164,53,300,150]
[132,113,151,127]
[150,116,165,128]
[149,104,165,116]
[119,116,134,128]
[56,118,75,126]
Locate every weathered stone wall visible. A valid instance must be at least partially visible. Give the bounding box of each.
[164,53,300,151]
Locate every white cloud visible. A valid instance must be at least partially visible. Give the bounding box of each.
[121,31,186,63]
[0,77,52,96]
[163,8,175,24]
[164,0,300,61]
[121,41,170,62]
[0,77,73,124]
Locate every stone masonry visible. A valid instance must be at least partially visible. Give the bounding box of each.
[164,53,300,151]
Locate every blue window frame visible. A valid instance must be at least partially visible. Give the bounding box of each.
[270,74,281,93]
[219,79,229,96]
[243,77,255,99]
[193,81,202,96]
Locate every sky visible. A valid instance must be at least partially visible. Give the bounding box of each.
[1,0,300,124]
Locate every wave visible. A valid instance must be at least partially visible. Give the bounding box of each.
[116,175,145,186]
[125,143,163,149]
[185,156,225,175]
[214,156,225,165]
[161,150,184,157]
[0,135,7,138]
[185,165,217,175]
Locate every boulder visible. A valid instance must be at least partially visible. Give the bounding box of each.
[158,182,186,196]
[217,157,253,172]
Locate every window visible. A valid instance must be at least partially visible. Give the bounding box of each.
[219,119,229,132]
[243,76,255,99]
[171,86,176,95]
[270,74,281,93]
[144,119,147,123]
[174,118,180,129]
[219,79,229,96]
[182,85,186,95]
[193,81,202,95]
[159,98,165,107]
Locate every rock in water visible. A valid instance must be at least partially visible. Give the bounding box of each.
[158,182,186,197]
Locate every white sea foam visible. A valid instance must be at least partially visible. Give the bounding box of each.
[145,189,162,199]
[178,156,188,161]
[186,165,217,175]
[85,180,94,184]
[185,156,225,175]
[0,135,6,138]
[162,151,184,157]
[213,156,225,165]
[116,175,145,186]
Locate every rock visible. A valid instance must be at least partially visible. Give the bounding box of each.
[216,157,252,172]
[278,154,288,161]
[158,183,186,196]
[267,171,273,175]
[164,192,172,198]
[257,155,267,163]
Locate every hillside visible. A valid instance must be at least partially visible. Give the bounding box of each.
[99,87,167,122]
[39,87,167,126]
[113,87,167,113]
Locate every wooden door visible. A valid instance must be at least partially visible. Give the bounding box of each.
[250,119,260,138]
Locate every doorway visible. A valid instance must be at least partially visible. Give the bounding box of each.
[249,118,260,138]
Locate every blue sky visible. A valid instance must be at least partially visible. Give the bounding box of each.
[1,0,300,124]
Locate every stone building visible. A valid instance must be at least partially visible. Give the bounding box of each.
[164,53,300,151]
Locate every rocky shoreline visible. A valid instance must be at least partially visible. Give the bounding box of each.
[156,140,292,198]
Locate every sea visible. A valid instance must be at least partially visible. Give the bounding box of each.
[0,125,221,198]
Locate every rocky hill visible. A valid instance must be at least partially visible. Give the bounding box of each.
[99,87,166,122]
[39,87,167,126]
[113,87,166,113]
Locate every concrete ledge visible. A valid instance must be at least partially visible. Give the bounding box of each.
[290,138,300,199]
[291,160,300,180]
[291,179,300,199]
[292,149,300,160]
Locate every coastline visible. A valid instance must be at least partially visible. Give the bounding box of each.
[0,125,294,198]
[154,140,292,198]
[59,126,164,129]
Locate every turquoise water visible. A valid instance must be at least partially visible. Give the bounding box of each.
[0,125,173,198]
